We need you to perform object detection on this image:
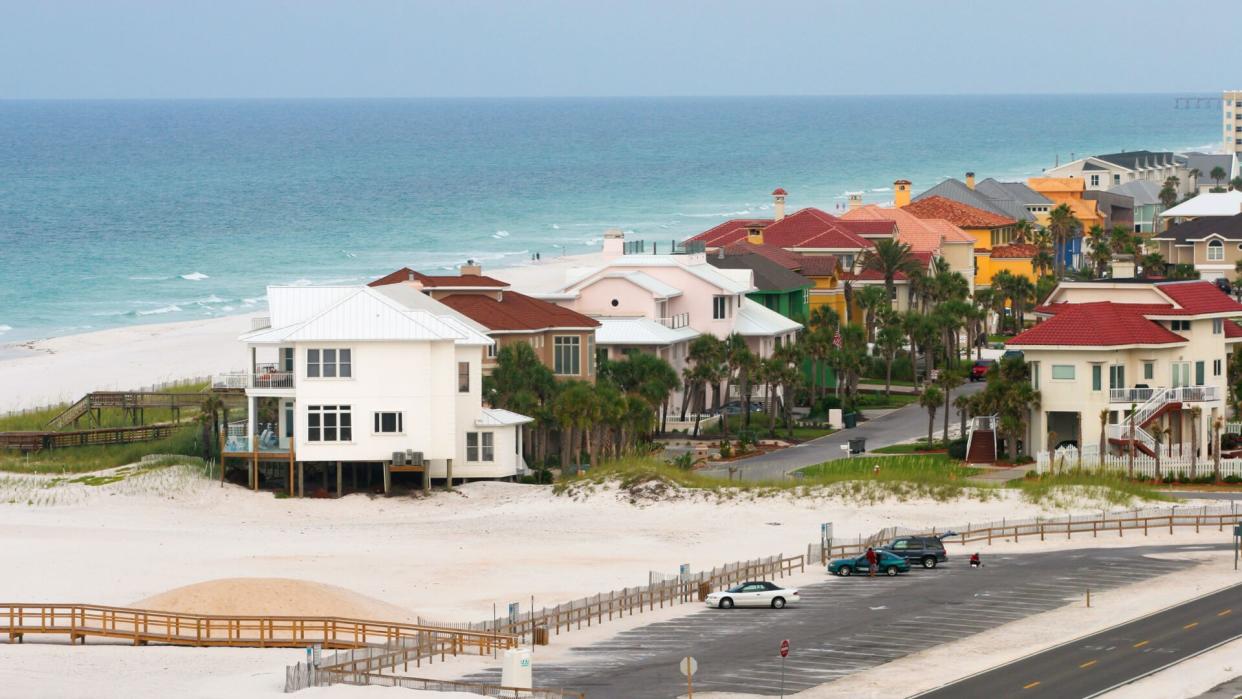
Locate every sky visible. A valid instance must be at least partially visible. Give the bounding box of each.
[3,0,1241,99]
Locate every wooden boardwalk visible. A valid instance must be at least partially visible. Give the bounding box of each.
[1,603,517,656]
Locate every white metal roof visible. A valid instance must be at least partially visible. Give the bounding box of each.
[557,256,754,296]
[602,271,683,298]
[267,286,355,328]
[373,283,492,335]
[1161,191,1242,218]
[475,408,535,427]
[733,298,804,336]
[242,286,491,345]
[592,316,700,345]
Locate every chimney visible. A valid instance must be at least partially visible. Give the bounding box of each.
[601,228,625,259]
[772,188,787,221]
[966,172,976,190]
[894,179,912,208]
[460,259,482,276]
[847,192,863,211]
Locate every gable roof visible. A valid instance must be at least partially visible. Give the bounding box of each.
[1154,280,1242,315]
[915,178,1036,222]
[707,252,812,292]
[1095,150,1177,170]
[760,208,875,250]
[592,316,700,346]
[1151,213,1242,244]
[437,290,600,333]
[1028,177,1086,194]
[369,267,510,289]
[1109,179,1163,206]
[1008,302,1188,348]
[1161,191,1242,218]
[1037,280,1242,318]
[721,241,804,270]
[842,204,973,252]
[734,298,803,336]
[902,195,1016,229]
[797,255,839,277]
[687,218,774,247]
[976,177,1052,206]
[558,256,754,295]
[1184,153,1236,183]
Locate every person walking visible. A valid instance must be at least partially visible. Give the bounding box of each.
[970,552,981,568]
[865,547,878,577]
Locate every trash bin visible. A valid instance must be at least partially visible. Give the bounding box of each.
[532,626,549,646]
[843,412,858,429]
[848,438,866,455]
[697,582,711,601]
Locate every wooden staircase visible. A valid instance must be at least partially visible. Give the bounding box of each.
[965,415,998,464]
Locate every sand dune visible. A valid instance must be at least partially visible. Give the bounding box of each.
[130,577,419,622]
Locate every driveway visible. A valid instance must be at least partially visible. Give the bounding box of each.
[701,381,986,481]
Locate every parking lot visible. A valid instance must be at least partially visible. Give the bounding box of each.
[465,547,1190,697]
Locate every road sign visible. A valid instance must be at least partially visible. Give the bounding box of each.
[680,563,690,578]
[679,656,698,676]
[508,602,519,624]
[1234,525,1241,537]
[779,639,790,658]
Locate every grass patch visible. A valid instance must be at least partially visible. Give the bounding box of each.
[861,377,918,387]
[1013,470,1174,506]
[871,440,949,454]
[701,413,834,441]
[853,392,919,409]
[0,381,211,432]
[0,426,202,474]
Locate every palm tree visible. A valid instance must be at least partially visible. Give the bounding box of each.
[1012,219,1033,244]
[936,368,965,445]
[1140,251,1167,279]
[854,285,888,341]
[875,324,904,396]
[1086,225,1112,278]
[954,393,973,444]
[1098,409,1110,463]
[858,238,920,301]
[1159,176,1180,210]
[553,380,599,474]
[1211,166,1227,190]
[1189,168,1202,190]
[1047,203,1080,277]
[199,394,225,459]
[920,385,943,447]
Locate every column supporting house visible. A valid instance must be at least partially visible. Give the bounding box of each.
[248,394,259,491]
[287,447,295,497]
[336,461,342,498]
[297,462,304,498]
[382,461,391,495]
[445,458,453,492]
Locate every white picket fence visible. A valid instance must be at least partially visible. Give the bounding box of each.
[1036,444,1242,479]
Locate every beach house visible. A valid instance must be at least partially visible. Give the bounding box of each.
[367,265,601,381]
[1043,151,1194,198]
[1006,278,1242,458]
[1150,213,1242,282]
[214,284,533,495]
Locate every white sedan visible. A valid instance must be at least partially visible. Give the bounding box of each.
[705,581,800,609]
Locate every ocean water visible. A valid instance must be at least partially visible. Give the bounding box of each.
[0,95,1221,342]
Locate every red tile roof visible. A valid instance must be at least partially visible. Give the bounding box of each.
[842,204,974,252]
[902,195,1016,228]
[772,187,787,196]
[797,255,839,276]
[1155,281,1242,315]
[1009,302,1188,347]
[837,219,897,237]
[369,268,510,288]
[760,208,875,250]
[840,269,908,282]
[989,243,1039,259]
[687,218,773,247]
[1227,320,1242,339]
[438,290,599,332]
[721,241,804,269]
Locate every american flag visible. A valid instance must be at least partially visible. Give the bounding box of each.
[832,328,843,348]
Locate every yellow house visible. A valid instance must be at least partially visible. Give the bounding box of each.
[1027,177,1104,230]
[799,255,848,319]
[973,243,1039,289]
[900,195,1037,288]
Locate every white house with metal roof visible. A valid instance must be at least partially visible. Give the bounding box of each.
[213,285,532,496]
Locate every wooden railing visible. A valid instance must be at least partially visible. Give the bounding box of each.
[0,424,181,453]
[323,670,586,698]
[0,604,516,657]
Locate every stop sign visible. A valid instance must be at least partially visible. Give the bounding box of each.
[779,639,790,658]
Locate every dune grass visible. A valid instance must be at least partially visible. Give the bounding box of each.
[0,426,202,474]
[870,440,950,454]
[1013,470,1173,506]
[0,381,211,432]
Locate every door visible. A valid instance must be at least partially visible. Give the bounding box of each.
[1172,362,1190,388]
[1109,365,1125,391]
[743,584,767,607]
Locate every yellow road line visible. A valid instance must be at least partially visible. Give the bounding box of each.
[1184,622,1199,630]
[1219,609,1233,617]
[1080,659,1098,669]
[1023,681,1041,689]
[1133,640,1149,648]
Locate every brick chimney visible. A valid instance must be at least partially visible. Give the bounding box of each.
[460,259,482,276]
[772,187,787,221]
[894,180,912,208]
[966,172,976,190]
[847,192,863,211]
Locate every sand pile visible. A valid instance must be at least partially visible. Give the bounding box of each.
[131,578,419,622]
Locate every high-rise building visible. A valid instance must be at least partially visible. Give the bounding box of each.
[1225,90,1242,155]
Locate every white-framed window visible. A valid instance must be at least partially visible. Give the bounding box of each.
[373,411,403,434]
[458,361,470,392]
[1051,365,1076,381]
[306,348,352,378]
[307,405,352,442]
[554,336,580,375]
[1208,240,1224,261]
[712,296,728,320]
[1170,320,1191,332]
[486,343,497,359]
[281,347,294,372]
[1113,174,1121,185]
[1089,174,1100,187]
[466,431,494,462]
[1143,362,1154,380]
[1213,318,1224,334]
[1214,359,1223,377]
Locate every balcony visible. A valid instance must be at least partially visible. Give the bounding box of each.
[659,313,691,329]
[212,366,295,391]
[223,420,290,453]
[251,316,271,331]
[1108,386,1220,404]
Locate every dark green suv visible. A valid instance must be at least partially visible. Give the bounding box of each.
[881,535,948,569]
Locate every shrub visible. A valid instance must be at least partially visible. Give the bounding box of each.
[719,440,732,458]
[1024,470,1039,479]
[1225,475,1242,484]
[667,452,695,471]
[1223,433,1241,450]
[947,438,968,460]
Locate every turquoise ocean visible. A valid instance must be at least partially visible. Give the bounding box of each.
[0,95,1221,343]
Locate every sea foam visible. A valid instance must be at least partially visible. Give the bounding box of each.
[180,272,209,281]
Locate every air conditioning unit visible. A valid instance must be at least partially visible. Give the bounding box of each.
[392,451,406,466]
[409,450,424,466]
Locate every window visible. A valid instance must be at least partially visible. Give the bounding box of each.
[1196,361,1205,386]
[1172,361,1190,387]
[1109,364,1125,390]
[1208,240,1224,261]
[1170,320,1191,332]
[284,401,294,438]
[486,343,497,359]
[1214,318,1224,334]
[466,432,494,462]
[1091,365,1102,391]
[307,405,352,442]
[281,347,294,372]
[713,296,728,320]
[1030,362,1039,390]
[458,361,470,392]
[1215,359,1223,377]
[373,411,403,434]
[1143,362,1154,380]
[1051,365,1075,381]
[306,348,351,378]
[1090,174,1100,187]
[1113,174,1121,185]
[554,336,580,375]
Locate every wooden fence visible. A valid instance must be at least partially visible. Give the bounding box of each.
[0,603,516,658]
[0,424,180,452]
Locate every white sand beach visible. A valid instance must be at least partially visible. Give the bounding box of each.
[0,252,604,413]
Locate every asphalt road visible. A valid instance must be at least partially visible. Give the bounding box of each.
[916,572,1242,698]
[466,544,1201,698]
[700,381,986,481]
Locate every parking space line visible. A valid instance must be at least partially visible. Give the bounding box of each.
[1024,681,1041,689]
[1133,640,1149,648]
[1184,621,1199,630]
[1219,609,1232,617]
[1080,659,1097,669]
